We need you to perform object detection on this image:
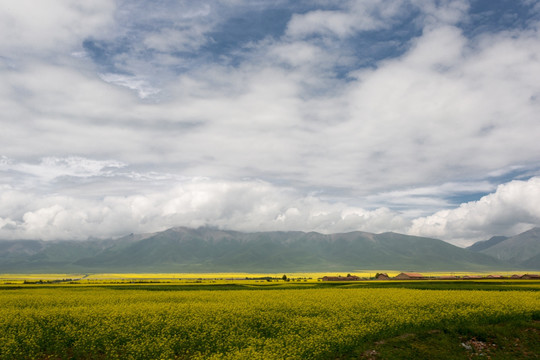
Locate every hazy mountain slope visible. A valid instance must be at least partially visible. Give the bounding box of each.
[0,240,46,258]
[0,235,146,272]
[0,227,518,273]
[0,240,48,272]
[467,236,508,252]
[371,232,506,270]
[520,253,540,269]
[480,227,540,267]
[71,227,508,272]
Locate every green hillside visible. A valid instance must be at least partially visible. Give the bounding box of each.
[0,227,515,273]
[468,227,540,268]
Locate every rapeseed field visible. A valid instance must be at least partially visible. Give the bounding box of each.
[0,282,538,359]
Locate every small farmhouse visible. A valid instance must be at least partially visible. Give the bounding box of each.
[375,273,390,280]
[322,276,361,281]
[394,272,424,280]
[509,274,540,279]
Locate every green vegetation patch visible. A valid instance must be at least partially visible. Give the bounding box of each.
[350,319,540,359]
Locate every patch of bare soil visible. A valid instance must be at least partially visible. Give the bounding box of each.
[460,337,497,359]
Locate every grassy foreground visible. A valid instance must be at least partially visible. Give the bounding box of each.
[0,280,538,359]
[353,318,539,359]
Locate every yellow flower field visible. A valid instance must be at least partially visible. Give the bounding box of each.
[3,270,529,284]
[0,282,539,359]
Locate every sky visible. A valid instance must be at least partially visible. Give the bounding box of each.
[1,0,540,246]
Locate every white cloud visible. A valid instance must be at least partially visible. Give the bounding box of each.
[338,23,540,192]
[4,2,537,196]
[412,0,469,28]
[286,0,404,38]
[0,179,409,240]
[1,1,540,244]
[285,0,468,40]
[405,26,466,66]
[99,73,161,99]
[143,26,210,53]
[2,176,539,244]
[0,0,115,54]
[409,177,540,246]
[364,181,496,214]
[1,156,126,183]
[267,41,326,68]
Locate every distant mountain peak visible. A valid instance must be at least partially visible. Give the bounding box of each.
[473,227,540,267]
[467,236,508,252]
[0,227,519,273]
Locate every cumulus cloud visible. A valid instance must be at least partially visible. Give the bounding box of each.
[1,175,539,244]
[409,177,540,246]
[340,23,540,192]
[1,1,540,244]
[0,179,409,241]
[286,0,405,38]
[0,0,115,55]
[119,1,213,54]
[3,1,538,194]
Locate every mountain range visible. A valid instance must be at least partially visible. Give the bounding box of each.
[0,227,538,273]
[466,227,540,269]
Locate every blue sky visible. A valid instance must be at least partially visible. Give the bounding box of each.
[1,0,540,245]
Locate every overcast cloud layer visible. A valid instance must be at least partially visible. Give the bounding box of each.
[1,0,540,246]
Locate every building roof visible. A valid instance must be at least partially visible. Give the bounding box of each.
[397,272,423,277]
[322,276,361,281]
